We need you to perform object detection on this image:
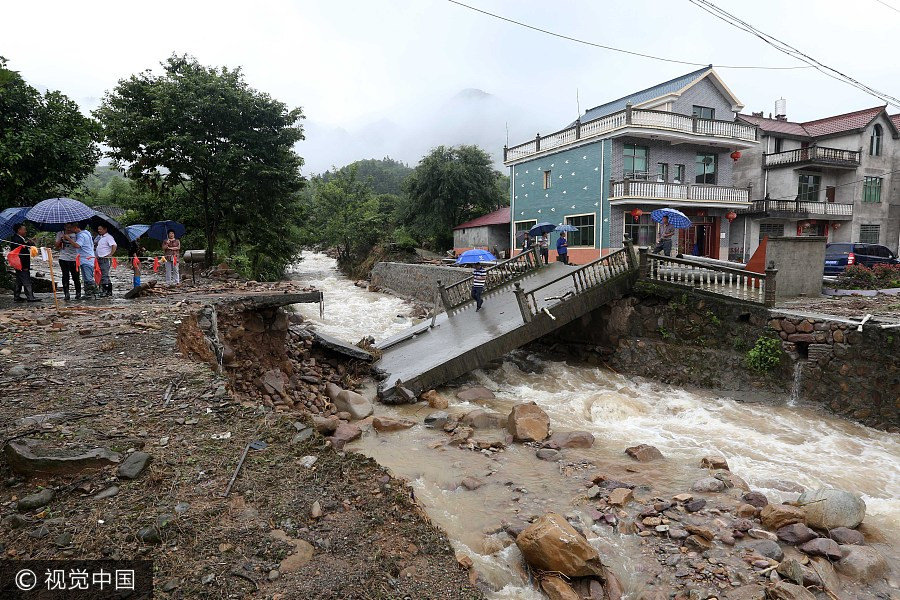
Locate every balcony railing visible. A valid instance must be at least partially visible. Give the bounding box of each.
[610,179,751,204]
[504,106,758,163]
[743,199,854,217]
[763,146,860,169]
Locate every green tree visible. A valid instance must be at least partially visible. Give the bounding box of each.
[0,57,101,207]
[306,166,379,265]
[401,145,506,249]
[321,157,412,196]
[94,54,306,274]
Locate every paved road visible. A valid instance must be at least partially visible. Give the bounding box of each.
[375,262,580,392]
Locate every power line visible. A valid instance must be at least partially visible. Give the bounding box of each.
[755,167,900,203]
[874,0,900,14]
[445,0,812,71]
[687,0,900,109]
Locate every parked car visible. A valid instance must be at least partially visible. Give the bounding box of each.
[824,242,900,275]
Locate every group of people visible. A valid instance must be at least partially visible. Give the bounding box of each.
[520,231,569,265]
[8,223,182,303]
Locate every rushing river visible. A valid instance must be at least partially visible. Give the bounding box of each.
[291,252,900,598]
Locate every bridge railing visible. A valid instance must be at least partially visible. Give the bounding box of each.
[439,246,542,311]
[515,241,637,322]
[639,248,777,306]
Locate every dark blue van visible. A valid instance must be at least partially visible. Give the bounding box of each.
[824,242,899,275]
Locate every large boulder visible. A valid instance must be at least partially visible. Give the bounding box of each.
[507,403,550,442]
[420,389,448,409]
[545,431,595,449]
[776,523,817,545]
[456,386,495,402]
[515,513,604,577]
[332,389,373,420]
[829,527,864,545]
[760,504,806,530]
[372,417,415,432]
[797,488,866,529]
[625,444,663,462]
[540,576,581,600]
[461,409,506,429]
[834,545,889,583]
[327,423,361,450]
[798,537,842,560]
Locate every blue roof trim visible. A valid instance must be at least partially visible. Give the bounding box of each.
[575,66,711,125]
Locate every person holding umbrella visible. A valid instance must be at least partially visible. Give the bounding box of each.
[10,224,40,303]
[652,215,676,256]
[62,223,99,300]
[471,261,487,312]
[55,223,81,300]
[556,231,569,264]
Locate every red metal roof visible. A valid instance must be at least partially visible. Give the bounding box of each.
[453,206,510,230]
[737,114,809,137]
[801,106,884,137]
[739,106,887,138]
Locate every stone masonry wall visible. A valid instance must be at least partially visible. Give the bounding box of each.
[370,262,471,304]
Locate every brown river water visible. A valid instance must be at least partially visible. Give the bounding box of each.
[291,252,900,598]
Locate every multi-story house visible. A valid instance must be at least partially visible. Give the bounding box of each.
[503,66,758,262]
[731,104,900,259]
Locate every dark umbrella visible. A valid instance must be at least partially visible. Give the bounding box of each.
[126,224,150,242]
[0,207,31,241]
[528,222,556,237]
[25,197,95,231]
[87,211,130,250]
[92,204,126,219]
[148,220,186,241]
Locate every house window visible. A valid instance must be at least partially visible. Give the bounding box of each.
[859,224,880,244]
[863,176,882,203]
[624,144,648,179]
[773,137,783,153]
[695,153,717,184]
[673,164,685,184]
[797,174,821,202]
[692,105,715,120]
[870,124,883,156]
[758,223,784,242]
[656,163,668,182]
[625,213,656,246]
[543,171,551,189]
[565,214,595,247]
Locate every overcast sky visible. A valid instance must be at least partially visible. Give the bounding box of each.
[6,0,899,174]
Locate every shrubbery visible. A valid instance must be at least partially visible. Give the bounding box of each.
[746,336,782,373]
[837,264,900,290]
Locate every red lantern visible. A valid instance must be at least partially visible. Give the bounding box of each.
[832,222,841,229]
[630,208,643,219]
[726,211,737,222]
[730,151,741,162]
[695,209,706,217]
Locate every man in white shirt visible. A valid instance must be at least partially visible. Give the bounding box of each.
[94,225,117,297]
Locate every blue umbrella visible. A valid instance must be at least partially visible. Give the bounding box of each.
[148,220,186,241]
[126,224,150,241]
[0,207,31,241]
[529,222,556,237]
[651,208,692,229]
[25,198,95,229]
[456,249,496,265]
[555,224,578,232]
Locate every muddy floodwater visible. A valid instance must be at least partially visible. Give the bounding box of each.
[292,251,900,598]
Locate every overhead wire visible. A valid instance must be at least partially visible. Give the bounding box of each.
[874,0,900,14]
[687,0,900,109]
[445,0,813,70]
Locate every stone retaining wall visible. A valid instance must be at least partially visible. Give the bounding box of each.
[370,262,470,304]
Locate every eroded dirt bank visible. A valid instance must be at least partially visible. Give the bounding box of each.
[0,283,481,599]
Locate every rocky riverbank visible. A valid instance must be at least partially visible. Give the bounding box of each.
[375,385,897,599]
[0,282,481,598]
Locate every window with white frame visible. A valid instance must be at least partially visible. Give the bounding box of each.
[859,224,880,244]
[565,214,595,247]
[797,174,821,202]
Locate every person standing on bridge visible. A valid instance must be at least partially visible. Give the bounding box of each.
[653,215,675,256]
[556,231,569,264]
[539,233,549,264]
[471,262,487,312]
